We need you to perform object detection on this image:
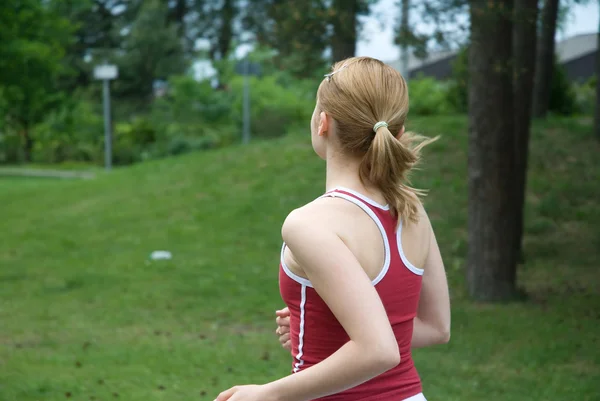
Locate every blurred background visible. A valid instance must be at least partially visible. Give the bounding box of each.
[0,1,599,400]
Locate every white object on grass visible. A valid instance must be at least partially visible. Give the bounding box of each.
[150,251,172,260]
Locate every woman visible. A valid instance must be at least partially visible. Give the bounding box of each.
[215,56,450,401]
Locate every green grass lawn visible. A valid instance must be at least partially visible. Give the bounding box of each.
[1,115,598,401]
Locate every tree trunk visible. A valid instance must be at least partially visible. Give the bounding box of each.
[595,4,600,142]
[467,0,518,301]
[512,0,539,263]
[399,0,410,79]
[217,0,235,60]
[331,0,358,62]
[532,0,559,118]
[175,0,186,23]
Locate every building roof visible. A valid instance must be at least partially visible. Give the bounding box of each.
[556,33,598,63]
[386,49,457,74]
[386,32,598,73]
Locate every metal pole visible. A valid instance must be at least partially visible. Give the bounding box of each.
[102,79,112,170]
[242,58,250,144]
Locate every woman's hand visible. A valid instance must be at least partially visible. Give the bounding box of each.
[214,309,292,401]
[275,308,291,352]
[215,384,274,401]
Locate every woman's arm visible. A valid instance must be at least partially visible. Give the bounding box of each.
[263,207,400,401]
[220,205,400,401]
[275,221,450,351]
[411,223,451,348]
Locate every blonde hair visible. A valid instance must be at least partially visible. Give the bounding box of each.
[317,56,438,224]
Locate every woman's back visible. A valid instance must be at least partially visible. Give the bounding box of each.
[216,56,449,401]
[280,186,432,401]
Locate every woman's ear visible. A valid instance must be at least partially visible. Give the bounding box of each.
[318,111,329,137]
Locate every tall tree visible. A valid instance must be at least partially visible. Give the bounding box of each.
[330,0,358,61]
[214,0,236,60]
[330,0,375,62]
[52,0,126,92]
[244,0,330,77]
[0,0,73,161]
[165,0,188,38]
[595,0,600,141]
[244,0,376,74]
[397,0,411,78]
[532,0,559,118]
[467,0,518,301]
[114,0,187,104]
[512,0,539,261]
[187,0,240,61]
[395,0,470,57]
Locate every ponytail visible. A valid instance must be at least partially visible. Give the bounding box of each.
[316,56,437,224]
[359,125,438,225]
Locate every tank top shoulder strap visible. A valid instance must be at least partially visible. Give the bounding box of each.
[318,186,398,235]
[319,187,390,218]
[318,187,424,278]
[318,187,398,285]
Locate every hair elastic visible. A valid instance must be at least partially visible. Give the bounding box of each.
[373,121,388,133]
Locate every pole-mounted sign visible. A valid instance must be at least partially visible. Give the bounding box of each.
[94,63,118,170]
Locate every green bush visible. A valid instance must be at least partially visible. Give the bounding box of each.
[149,74,239,154]
[408,76,455,116]
[148,124,238,160]
[548,55,578,116]
[31,99,104,164]
[446,46,469,114]
[228,75,315,139]
[122,117,157,146]
[152,75,233,128]
[0,129,23,164]
[111,122,143,166]
[0,89,24,164]
[573,76,596,115]
[5,64,321,167]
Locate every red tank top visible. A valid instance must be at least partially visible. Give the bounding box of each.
[279,187,424,401]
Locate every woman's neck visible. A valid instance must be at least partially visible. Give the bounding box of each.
[325,152,373,195]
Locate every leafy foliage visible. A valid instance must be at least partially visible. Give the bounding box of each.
[395,0,469,60]
[112,0,188,104]
[31,97,104,164]
[0,0,73,159]
[444,45,580,117]
[16,64,318,167]
[573,75,597,115]
[548,54,578,116]
[243,0,331,78]
[446,46,469,113]
[408,77,456,115]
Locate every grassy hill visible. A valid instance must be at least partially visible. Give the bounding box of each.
[1,116,598,401]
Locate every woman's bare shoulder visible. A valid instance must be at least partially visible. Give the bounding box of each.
[282,197,352,239]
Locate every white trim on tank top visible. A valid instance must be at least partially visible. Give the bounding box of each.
[281,187,425,285]
[330,186,390,210]
[396,221,424,276]
[332,186,424,276]
[404,393,427,401]
[280,191,391,287]
[293,284,307,373]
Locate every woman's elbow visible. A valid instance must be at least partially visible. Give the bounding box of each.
[438,327,451,344]
[372,343,401,370]
[382,348,401,369]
